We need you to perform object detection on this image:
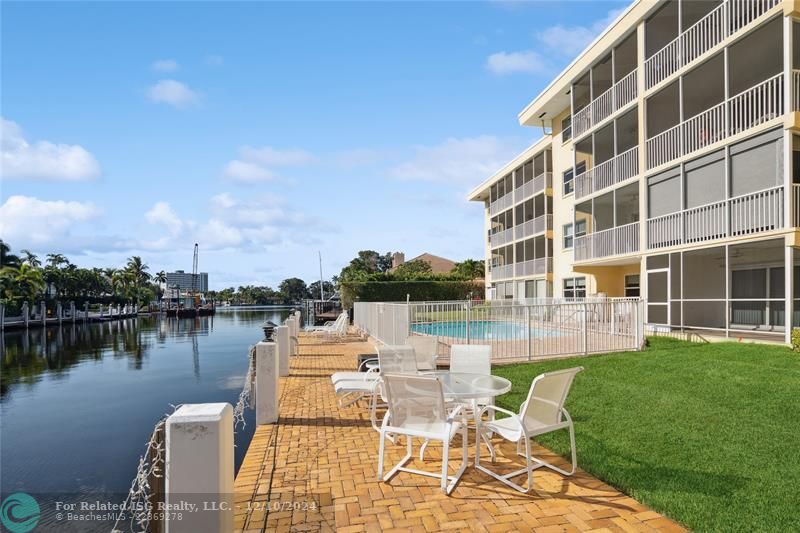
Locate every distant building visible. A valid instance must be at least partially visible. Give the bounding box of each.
[390,252,457,274]
[165,270,208,293]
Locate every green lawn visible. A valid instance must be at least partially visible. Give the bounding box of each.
[492,337,800,533]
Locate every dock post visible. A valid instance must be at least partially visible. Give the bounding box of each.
[0,303,4,330]
[165,403,234,533]
[276,325,290,377]
[100,304,104,318]
[255,341,279,424]
[40,301,46,326]
[57,302,63,325]
[83,301,89,322]
[285,317,296,355]
[294,310,302,329]
[22,302,29,328]
[70,301,76,323]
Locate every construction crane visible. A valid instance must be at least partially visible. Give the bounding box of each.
[191,243,199,310]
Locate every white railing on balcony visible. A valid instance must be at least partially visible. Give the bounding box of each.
[644,0,779,90]
[489,192,514,216]
[490,264,514,280]
[574,221,640,262]
[574,146,640,200]
[514,257,553,277]
[793,70,800,112]
[513,172,552,204]
[573,70,638,138]
[514,214,553,241]
[490,227,514,248]
[793,184,800,227]
[647,185,784,249]
[646,73,783,170]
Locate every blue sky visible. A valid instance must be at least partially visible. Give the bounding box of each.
[0,0,623,289]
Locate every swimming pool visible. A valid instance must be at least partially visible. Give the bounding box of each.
[411,320,562,340]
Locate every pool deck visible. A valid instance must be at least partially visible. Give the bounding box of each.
[233,332,685,532]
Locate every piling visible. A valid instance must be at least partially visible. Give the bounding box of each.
[255,341,279,424]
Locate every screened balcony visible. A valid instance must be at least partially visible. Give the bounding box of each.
[572,31,638,138]
[644,0,781,90]
[488,209,514,248]
[574,182,640,261]
[514,237,553,277]
[574,107,640,200]
[488,173,514,216]
[645,17,784,170]
[513,195,552,241]
[489,245,514,280]
[647,129,785,249]
[513,150,552,204]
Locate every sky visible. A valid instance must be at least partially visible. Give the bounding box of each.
[0,0,625,290]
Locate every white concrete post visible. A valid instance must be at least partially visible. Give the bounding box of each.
[83,301,89,321]
[165,403,234,533]
[0,303,4,330]
[255,342,279,424]
[285,317,296,354]
[70,301,76,323]
[22,302,29,328]
[276,325,290,377]
[99,304,104,318]
[57,302,62,324]
[40,301,46,326]
[294,310,302,329]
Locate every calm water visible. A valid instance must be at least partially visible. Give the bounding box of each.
[0,307,289,532]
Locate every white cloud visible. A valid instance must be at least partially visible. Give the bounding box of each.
[211,192,237,209]
[390,135,526,185]
[222,146,315,184]
[332,148,384,168]
[486,51,547,75]
[145,201,184,236]
[0,117,101,181]
[222,160,276,183]
[206,54,224,66]
[146,79,199,108]
[536,8,625,57]
[0,196,101,247]
[486,8,625,76]
[152,59,179,72]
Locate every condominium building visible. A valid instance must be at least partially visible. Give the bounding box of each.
[469,0,800,342]
[165,270,209,293]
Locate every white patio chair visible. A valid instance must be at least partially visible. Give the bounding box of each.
[406,335,439,371]
[475,366,583,493]
[377,374,468,495]
[306,312,346,334]
[421,344,495,460]
[369,345,418,434]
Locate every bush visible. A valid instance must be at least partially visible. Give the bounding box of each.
[340,281,484,308]
[792,328,800,352]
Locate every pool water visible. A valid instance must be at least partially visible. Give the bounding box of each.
[411,320,561,340]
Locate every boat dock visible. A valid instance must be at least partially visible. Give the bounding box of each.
[1,302,140,330]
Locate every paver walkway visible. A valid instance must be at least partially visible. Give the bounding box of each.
[234,334,685,532]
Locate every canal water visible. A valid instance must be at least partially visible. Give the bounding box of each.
[0,307,290,532]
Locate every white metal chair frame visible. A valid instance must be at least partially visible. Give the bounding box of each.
[405,335,439,371]
[377,374,469,495]
[369,345,418,434]
[475,366,583,493]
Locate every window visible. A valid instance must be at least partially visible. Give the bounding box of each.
[561,116,572,142]
[563,168,574,195]
[563,224,574,249]
[575,219,587,238]
[625,274,640,297]
[563,277,586,299]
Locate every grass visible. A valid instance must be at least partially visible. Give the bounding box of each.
[492,337,800,533]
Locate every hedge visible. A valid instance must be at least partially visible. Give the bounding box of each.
[340,281,484,308]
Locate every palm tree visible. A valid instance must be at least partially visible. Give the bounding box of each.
[0,240,20,268]
[1,264,46,303]
[154,270,167,285]
[125,256,150,307]
[20,249,41,269]
[452,259,485,280]
[46,253,69,268]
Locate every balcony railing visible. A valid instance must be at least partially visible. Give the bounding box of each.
[489,227,514,248]
[574,146,639,200]
[514,257,553,277]
[514,214,553,241]
[513,172,552,204]
[572,70,638,138]
[647,185,784,249]
[490,264,514,280]
[489,192,514,216]
[646,73,783,170]
[644,0,779,90]
[574,221,640,262]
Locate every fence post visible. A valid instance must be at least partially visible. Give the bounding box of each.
[582,302,589,356]
[276,325,290,377]
[165,403,234,533]
[526,305,532,361]
[255,341,279,424]
[466,300,471,345]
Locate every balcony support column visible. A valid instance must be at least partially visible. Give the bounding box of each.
[786,244,795,345]
[636,20,648,254]
[784,15,794,229]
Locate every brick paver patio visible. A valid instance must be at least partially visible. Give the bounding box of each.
[234,333,685,532]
